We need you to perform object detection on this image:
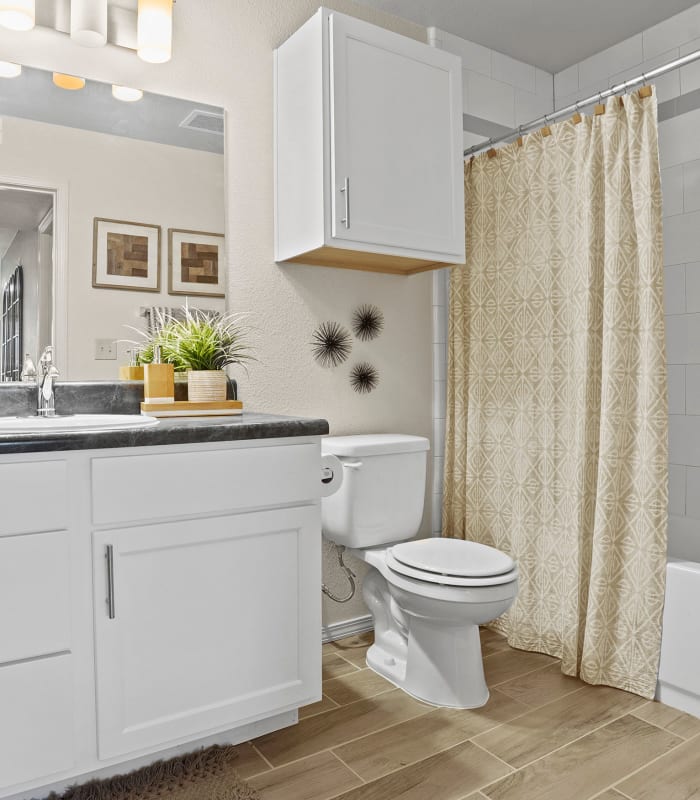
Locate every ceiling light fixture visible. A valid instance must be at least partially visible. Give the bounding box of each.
[0,0,35,31]
[70,0,107,47]
[112,84,143,102]
[52,72,85,90]
[137,0,173,64]
[0,60,21,77]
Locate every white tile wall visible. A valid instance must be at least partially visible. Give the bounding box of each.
[431,267,450,535]
[670,463,686,515]
[686,364,700,413]
[665,265,685,315]
[430,26,554,131]
[668,364,686,414]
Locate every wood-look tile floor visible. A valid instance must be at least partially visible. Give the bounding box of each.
[233,629,700,800]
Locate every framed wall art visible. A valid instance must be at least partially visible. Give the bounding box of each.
[168,228,225,298]
[92,218,161,292]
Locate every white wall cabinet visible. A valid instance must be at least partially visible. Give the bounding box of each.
[0,437,322,800]
[275,7,465,275]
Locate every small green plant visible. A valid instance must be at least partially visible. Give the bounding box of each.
[126,305,252,372]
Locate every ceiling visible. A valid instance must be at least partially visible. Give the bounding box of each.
[0,64,224,154]
[357,0,700,73]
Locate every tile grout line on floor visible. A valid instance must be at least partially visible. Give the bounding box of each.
[474,695,656,777]
[328,750,367,785]
[601,724,689,796]
[469,738,518,774]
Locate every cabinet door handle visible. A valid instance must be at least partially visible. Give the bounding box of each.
[105,544,115,619]
[340,177,350,229]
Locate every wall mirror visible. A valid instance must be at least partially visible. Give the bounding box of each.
[0,63,225,382]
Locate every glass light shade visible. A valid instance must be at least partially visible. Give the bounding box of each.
[70,0,107,47]
[0,0,35,31]
[137,0,172,64]
[112,85,143,102]
[52,73,86,91]
[0,61,21,78]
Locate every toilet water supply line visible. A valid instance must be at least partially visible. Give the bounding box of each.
[322,545,357,603]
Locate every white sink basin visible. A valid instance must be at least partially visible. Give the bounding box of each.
[0,414,159,434]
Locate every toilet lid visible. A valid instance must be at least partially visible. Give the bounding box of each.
[386,551,518,587]
[390,538,515,578]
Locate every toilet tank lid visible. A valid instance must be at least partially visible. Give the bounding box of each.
[322,434,430,457]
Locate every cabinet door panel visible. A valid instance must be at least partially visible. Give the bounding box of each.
[0,531,71,664]
[93,506,320,759]
[329,13,463,256]
[0,655,74,790]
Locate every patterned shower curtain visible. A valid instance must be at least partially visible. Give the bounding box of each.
[443,89,667,698]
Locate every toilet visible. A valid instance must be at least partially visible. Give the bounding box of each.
[321,433,519,709]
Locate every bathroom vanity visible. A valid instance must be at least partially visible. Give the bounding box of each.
[0,411,328,799]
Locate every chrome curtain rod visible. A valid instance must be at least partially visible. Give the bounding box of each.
[464,47,700,158]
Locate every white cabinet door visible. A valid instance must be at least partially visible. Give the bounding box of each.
[329,12,463,257]
[93,506,320,759]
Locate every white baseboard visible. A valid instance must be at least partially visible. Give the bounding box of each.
[322,614,373,644]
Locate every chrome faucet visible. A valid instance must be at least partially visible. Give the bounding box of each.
[37,346,59,417]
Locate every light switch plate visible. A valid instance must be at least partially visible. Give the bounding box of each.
[95,339,117,360]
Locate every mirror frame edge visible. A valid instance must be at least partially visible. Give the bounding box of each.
[0,173,68,378]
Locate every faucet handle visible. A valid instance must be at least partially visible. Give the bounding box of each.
[39,345,56,371]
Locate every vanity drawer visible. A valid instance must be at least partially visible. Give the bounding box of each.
[0,531,71,665]
[91,443,319,525]
[0,654,74,790]
[0,460,68,536]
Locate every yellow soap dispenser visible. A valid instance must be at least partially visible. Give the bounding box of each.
[143,345,174,404]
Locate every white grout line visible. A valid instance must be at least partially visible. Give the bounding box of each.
[599,725,689,795]
[329,750,367,784]
[470,739,516,773]
[247,743,275,775]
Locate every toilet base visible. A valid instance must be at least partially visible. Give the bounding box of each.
[365,637,490,709]
[360,564,494,709]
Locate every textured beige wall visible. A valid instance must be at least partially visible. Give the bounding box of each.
[0,1,433,628]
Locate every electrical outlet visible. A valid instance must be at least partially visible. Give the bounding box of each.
[95,339,117,360]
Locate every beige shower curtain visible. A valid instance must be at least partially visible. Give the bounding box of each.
[444,90,667,698]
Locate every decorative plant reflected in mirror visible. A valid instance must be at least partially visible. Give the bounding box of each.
[0,62,225,382]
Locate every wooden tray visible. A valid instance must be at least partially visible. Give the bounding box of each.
[141,400,243,418]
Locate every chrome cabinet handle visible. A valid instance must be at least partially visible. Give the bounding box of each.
[105,544,115,619]
[340,177,350,229]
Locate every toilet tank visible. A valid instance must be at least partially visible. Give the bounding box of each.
[321,434,430,548]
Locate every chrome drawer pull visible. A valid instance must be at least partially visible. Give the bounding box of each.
[105,545,115,619]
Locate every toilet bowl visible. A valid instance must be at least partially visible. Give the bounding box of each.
[321,434,518,709]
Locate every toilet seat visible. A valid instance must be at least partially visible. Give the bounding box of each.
[387,539,517,587]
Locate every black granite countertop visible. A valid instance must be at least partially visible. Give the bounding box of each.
[0,382,328,454]
[0,412,329,454]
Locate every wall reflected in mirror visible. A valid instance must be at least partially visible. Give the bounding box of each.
[0,63,225,382]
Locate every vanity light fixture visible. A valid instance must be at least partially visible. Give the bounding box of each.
[52,72,86,90]
[0,60,21,77]
[70,0,107,47]
[137,0,173,64]
[0,0,35,31]
[112,84,143,102]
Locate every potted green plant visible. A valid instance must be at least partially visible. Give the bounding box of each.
[131,305,252,402]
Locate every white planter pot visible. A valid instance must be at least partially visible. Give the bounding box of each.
[187,370,227,402]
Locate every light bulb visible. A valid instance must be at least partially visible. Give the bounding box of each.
[0,60,21,78]
[112,85,143,102]
[53,73,86,91]
[137,0,173,64]
[0,0,35,31]
[70,0,107,47]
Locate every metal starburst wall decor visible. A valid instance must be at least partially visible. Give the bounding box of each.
[351,303,384,341]
[349,361,379,394]
[311,321,352,368]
